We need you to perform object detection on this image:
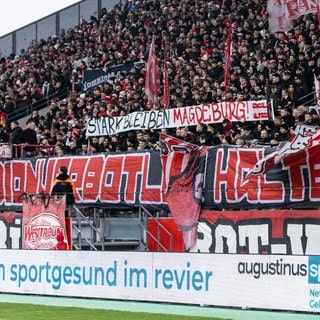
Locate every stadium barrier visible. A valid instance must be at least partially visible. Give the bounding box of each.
[0,250,318,313]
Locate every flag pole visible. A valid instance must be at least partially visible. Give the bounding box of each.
[161,37,170,109]
[223,22,232,92]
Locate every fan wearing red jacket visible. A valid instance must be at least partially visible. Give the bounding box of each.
[52,231,69,250]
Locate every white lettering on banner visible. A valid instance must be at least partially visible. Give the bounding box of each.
[238,224,269,254]
[310,266,320,282]
[207,146,320,206]
[0,215,22,249]
[82,75,110,91]
[86,100,268,136]
[214,225,237,253]
[0,153,164,208]
[194,220,320,255]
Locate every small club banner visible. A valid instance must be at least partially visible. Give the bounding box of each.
[22,194,67,249]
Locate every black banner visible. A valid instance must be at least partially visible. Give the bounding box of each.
[81,62,134,92]
[203,145,320,210]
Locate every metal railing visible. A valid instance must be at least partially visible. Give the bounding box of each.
[139,206,173,252]
[7,88,69,124]
[71,205,104,251]
[70,205,173,252]
[11,144,56,158]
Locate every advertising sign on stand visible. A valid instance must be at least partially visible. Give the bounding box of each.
[0,251,318,313]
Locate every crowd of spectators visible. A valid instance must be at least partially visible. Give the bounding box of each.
[0,0,320,157]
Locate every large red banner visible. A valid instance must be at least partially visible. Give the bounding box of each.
[2,209,320,255]
[194,209,320,255]
[0,146,319,211]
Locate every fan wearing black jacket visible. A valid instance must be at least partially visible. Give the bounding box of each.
[51,166,76,216]
[17,119,38,157]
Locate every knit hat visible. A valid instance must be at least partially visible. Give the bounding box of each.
[246,134,254,141]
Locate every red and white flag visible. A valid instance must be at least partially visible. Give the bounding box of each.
[160,133,208,250]
[223,23,232,91]
[267,0,293,33]
[267,0,317,33]
[145,35,160,109]
[246,125,319,178]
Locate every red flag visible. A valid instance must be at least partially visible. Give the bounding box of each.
[223,24,232,91]
[161,39,170,109]
[160,133,208,250]
[145,35,160,109]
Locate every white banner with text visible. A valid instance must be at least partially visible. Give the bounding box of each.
[86,100,268,136]
[0,251,319,312]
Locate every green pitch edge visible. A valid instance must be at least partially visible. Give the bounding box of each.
[0,294,318,320]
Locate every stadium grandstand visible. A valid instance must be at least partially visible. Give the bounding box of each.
[1,2,320,315]
[0,0,318,148]
[0,0,320,252]
[0,0,319,154]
